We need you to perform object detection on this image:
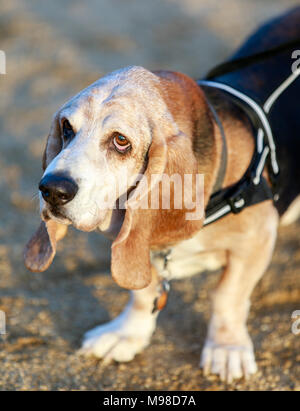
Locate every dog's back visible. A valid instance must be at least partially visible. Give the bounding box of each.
[212,7,300,214]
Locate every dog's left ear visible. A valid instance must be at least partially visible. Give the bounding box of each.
[24,220,68,272]
[24,112,67,272]
[111,130,167,290]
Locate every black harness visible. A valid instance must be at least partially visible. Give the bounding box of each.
[198,40,300,226]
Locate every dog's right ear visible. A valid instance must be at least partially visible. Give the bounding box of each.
[42,113,63,171]
[24,220,68,272]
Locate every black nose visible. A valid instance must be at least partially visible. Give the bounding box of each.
[39,174,78,207]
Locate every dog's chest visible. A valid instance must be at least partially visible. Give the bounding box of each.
[151,233,224,280]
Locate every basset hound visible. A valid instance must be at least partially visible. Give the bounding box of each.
[24,7,300,383]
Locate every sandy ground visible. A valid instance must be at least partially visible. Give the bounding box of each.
[0,0,299,391]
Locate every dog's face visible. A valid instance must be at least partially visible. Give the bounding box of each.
[40,66,176,233]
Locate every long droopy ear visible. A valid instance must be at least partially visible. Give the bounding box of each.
[111,71,216,290]
[24,220,68,272]
[24,113,67,272]
[111,135,167,290]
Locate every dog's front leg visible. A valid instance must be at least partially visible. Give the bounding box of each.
[200,205,279,382]
[80,267,159,363]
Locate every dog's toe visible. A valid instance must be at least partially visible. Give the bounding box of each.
[200,343,257,383]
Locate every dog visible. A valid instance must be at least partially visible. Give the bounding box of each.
[24,7,300,383]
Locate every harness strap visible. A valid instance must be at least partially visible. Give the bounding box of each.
[204,174,273,226]
[199,80,279,175]
[205,97,227,193]
[198,80,279,227]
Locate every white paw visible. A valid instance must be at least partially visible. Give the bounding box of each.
[200,342,257,383]
[81,331,150,363]
[79,305,156,363]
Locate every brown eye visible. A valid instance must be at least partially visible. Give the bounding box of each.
[113,133,131,152]
[62,119,75,141]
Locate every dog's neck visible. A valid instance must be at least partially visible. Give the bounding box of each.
[155,71,218,207]
[200,85,255,194]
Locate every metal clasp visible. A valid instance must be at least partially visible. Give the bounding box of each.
[152,249,172,314]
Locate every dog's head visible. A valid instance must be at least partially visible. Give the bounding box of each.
[24,66,216,289]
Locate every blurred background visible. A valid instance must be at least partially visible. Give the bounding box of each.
[0,0,299,390]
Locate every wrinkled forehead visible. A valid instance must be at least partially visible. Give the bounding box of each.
[57,66,161,125]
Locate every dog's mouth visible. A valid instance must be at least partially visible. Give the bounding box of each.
[41,200,125,235]
[42,207,71,225]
